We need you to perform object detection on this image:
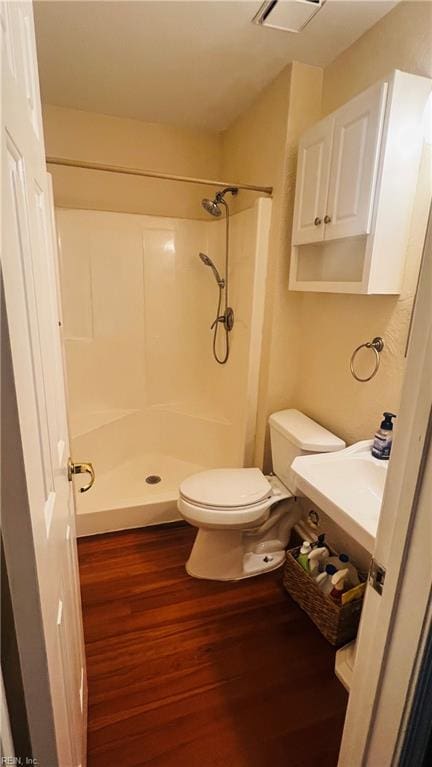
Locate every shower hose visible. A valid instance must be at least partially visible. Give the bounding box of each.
[211,199,230,365]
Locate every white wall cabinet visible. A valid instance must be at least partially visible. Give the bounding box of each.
[290,70,431,294]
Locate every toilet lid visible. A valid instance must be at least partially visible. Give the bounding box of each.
[180,468,272,508]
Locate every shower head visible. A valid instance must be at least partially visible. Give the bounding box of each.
[202,197,223,217]
[198,252,225,288]
[201,186,238,217]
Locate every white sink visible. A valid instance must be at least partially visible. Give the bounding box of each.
[291,440,388,551]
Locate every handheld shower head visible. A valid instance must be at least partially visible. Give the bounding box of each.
[201,187,238,217]
[198,252,225,288]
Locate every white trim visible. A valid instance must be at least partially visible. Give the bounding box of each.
[372,428,432,763]
[338,205,432,765]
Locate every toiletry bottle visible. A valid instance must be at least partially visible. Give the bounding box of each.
[316,564,338,595]
[326,553,359,588]
[297,541,312,572]
[329,569,349,603]
[372,412,397,460]
[338,554,359,587]
[311,533,326,549]
[308,546,329,576]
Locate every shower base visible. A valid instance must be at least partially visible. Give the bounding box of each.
[75,452,204,537]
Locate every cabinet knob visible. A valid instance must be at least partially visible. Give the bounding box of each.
[314,217,322,226]
[324,215,332,224]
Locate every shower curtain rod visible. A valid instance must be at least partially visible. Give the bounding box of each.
[45,156,273,195]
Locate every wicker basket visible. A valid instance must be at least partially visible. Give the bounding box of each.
[282,546,365,646]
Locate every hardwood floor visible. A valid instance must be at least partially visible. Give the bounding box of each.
[78,525,348,767]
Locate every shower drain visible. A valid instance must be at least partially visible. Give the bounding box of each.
[145,475,162,485]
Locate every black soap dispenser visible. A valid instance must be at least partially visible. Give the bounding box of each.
[372,412,397,460]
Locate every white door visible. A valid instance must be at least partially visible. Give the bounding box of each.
[1,670,15,759]
[1,2,87,765]
[325,81,387,240]
[292,115,333,245]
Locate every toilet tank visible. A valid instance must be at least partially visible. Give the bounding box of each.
[269,409,345,491]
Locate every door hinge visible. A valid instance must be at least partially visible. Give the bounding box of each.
[369,558,386,595]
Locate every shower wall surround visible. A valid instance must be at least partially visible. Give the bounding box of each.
[57,200,271,534]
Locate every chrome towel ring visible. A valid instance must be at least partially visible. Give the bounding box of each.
[350,337,384,382]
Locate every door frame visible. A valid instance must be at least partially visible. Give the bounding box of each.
[1,668,15,760]
[338,202,432,765]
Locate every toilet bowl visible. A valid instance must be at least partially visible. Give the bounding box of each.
[177,409,345,581]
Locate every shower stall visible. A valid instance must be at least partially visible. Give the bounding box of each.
[56,182,271,535]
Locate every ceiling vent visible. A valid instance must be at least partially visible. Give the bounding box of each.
[252,0,326,33]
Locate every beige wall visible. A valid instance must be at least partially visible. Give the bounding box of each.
[221,62,324,468]
[322,0,432,115]
[221,1,431,467]
[294,0,432,446]
[43,105,221,219]
[221,66,293,213]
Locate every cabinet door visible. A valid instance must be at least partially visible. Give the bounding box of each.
[292,116,333,245]
[325,81,387,240]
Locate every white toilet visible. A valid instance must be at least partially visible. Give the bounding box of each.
[177,409,345,580]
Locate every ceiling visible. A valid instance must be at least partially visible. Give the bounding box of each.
[34,0,398,132]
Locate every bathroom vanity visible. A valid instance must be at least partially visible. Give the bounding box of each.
[291,441,389,691]
[291,440,387,552]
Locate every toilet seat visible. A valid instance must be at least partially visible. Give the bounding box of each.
[178,494,274,528]
[180,468,272,508]
[179,468,289,529]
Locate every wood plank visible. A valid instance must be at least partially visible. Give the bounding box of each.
[78,525,347,766]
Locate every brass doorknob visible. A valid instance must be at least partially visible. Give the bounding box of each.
[68,458,95,493]
[314,217,322,226]
[324,215,332,223]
